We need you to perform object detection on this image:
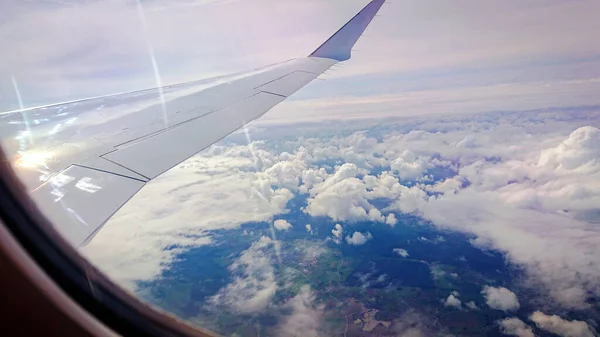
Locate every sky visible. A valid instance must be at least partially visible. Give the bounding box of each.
[1,0,600,118]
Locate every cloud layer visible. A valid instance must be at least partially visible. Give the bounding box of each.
[80,108,600,317]
[530,311,596,337]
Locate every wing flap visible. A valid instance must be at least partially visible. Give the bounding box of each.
[256,71,320,97]
[31,165,145,247]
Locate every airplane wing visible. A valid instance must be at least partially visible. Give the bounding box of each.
[0,0,386,247]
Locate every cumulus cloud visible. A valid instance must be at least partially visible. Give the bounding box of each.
[345,231,372,246]
[366,119,600,309]
[210,236,277,314]
[390,150,432,180]
[304,164,377,222]
[538,126,600,171]
[81,108,600,316]
[331,224,343,244]
[498,318,535,337]
[81,144,293,289]
[385,213,398,226]
[444,294,462,309]
[393,248,409,257]
[305,224,312,233]
[465,301,478,310]
[482,286,520,312]
[530,311,596,337]
[304,163,425,224]
[274,219,293,231]
[274,285,326,337]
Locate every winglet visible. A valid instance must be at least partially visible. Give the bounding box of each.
[309,0,385,61]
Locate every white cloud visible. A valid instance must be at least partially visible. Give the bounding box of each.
[367,119,600,309]
[331,224,343,244]
[390,150,432,180]
[457,135,478,149]
[210,236,277,314]
[305,224,312,233]
[274,219,293,231]
[498,318,535,337]
[274,285,326,337]
[465,301,478,310]
[304,164,422,223]
[81,145,292,289]
[305,164,378,223]
[481,286,520,312]
[538,126,600,171]
[393,248,409,257]
[530,311,596,337]
[345,231,372,246]
[444,294,462,309]
[385,213,398,226]
[80,109,600,316]
[389,310,433,337]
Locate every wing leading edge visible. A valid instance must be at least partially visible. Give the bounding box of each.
[3,0,386,247]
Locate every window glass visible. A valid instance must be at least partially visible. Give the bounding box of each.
[1,1,599,336]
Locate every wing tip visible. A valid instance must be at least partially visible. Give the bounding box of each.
[309,0,386,61]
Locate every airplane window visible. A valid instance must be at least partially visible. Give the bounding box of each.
[1,0,599,337]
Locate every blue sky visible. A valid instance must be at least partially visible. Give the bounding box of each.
[1,0,600,119]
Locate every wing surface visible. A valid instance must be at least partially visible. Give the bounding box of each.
[0,0,386,247]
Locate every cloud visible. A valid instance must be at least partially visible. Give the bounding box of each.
[530,311,596,337]
[345,231,372,246]
[304,164,419,224]
[465,301,478,310]
[481,286,520,312]
[390,310,438,337]
[80,145,292,289]
[305,224,312,233]
[390,150,433,180]
[210,236,278,314]
[274,285,326,337]
[444,294,462,309]
[331,224,343,244]
[385,213,398,226]
[304,164,376,222]
[80,108,600,316]
[538,126,600,171]
[498,318,535,337]
[362,118,600,309]
[393,248,409,257]
[274,219,293,231]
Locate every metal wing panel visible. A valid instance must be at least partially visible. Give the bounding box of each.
[1,0,386,247]
[30,166,146,247]
[102,92,286,179]
[256,71,322,97]
[2,58,330,190]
